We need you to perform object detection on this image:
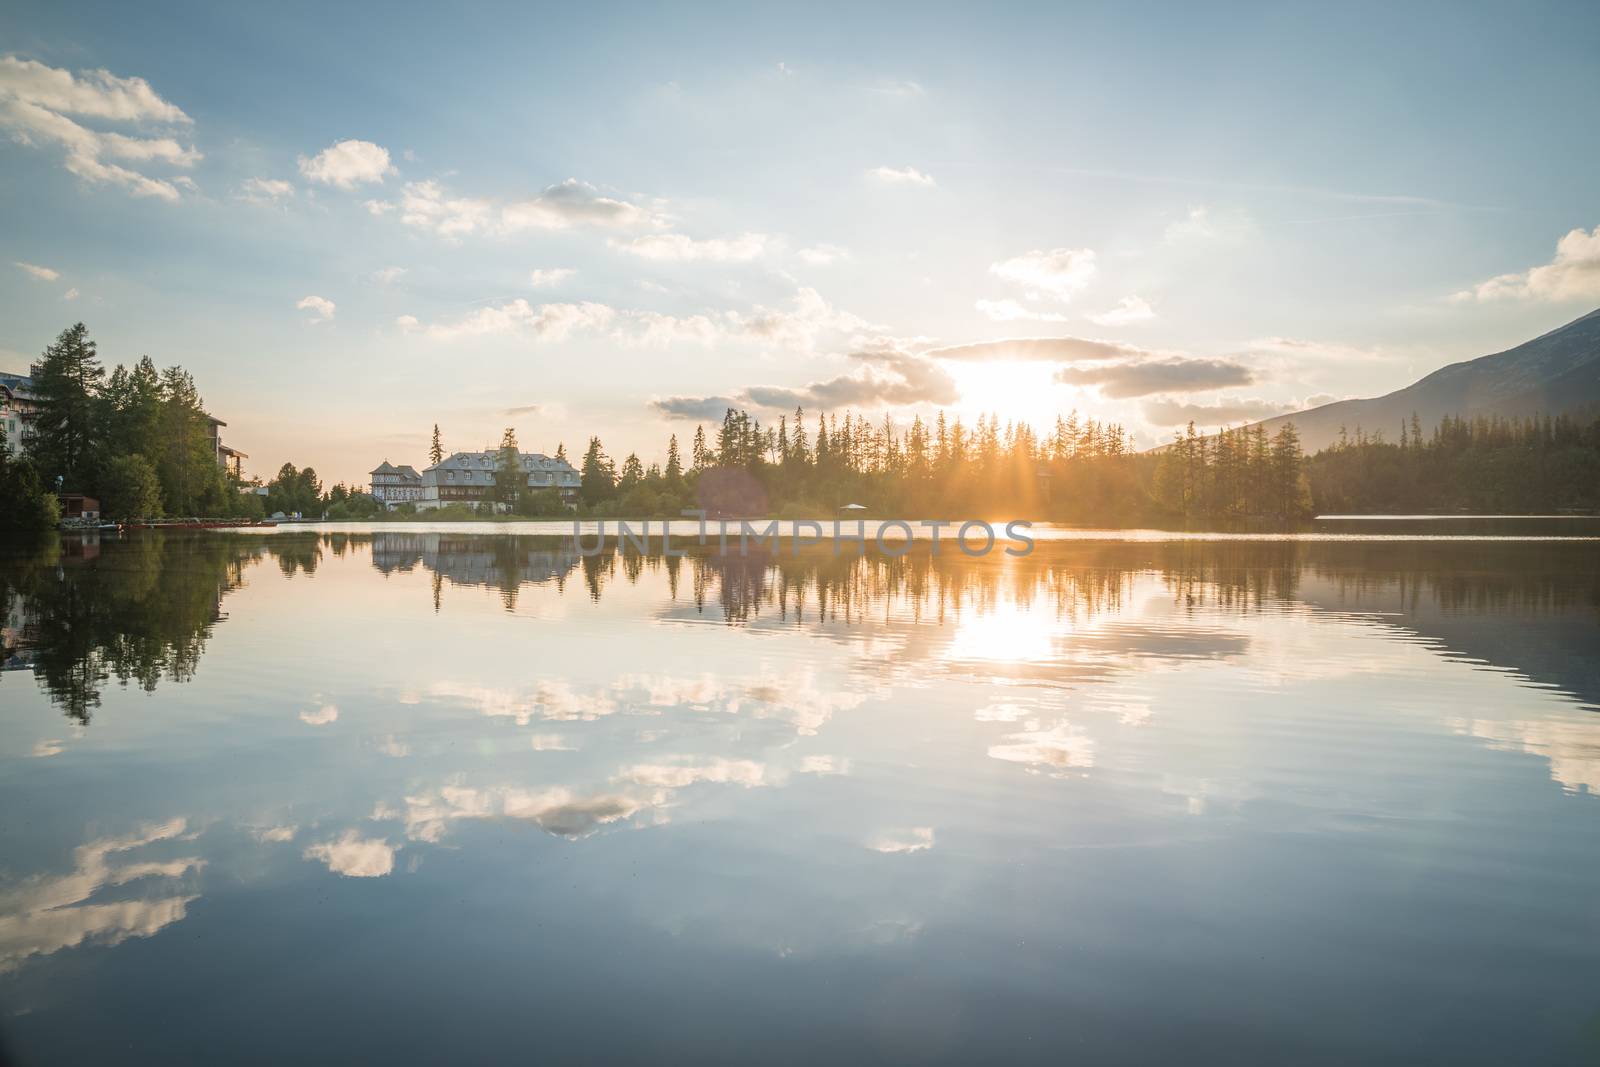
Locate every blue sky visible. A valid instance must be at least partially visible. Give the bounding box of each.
[2,0,1597,485]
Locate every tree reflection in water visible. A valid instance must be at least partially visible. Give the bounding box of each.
[1,531,1596,723]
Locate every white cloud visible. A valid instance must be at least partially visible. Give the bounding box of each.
[867,165,935,187]
[0,57,198,202]
[395,314,420,331]
[618,758,768,790]
[1088,296,1156,326]
[989,247,1097,302]
[252,825,296,843]
[988,721,1096,772]
[1163,205,1253,245]
[869,827,934,854]
[296,139,394,189]
[295,296,336,324]
[0,819,202,971]
[14,261,59,281]
[0,56,189,122]
[1451,224,1600,304]
[362,179,490,237]
[502,178,653,231]
[303,831,395,877]
[613,232,772,263]
[299,700,338,724]
[798,243,849,265]
[236,177,294,204]
[372,265,406,284]
[529,267,576,288]
[975,298,1067,323]
[62,287,79,301]
[410,300,616,343]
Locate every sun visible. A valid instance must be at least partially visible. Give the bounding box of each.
[945,359,1077,431]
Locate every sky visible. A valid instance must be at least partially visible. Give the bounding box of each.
[1,0,1597,487]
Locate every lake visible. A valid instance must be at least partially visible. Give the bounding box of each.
[2,525,1598,1064]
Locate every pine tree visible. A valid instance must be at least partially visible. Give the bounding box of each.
[430,424,444,466]
[665,434,683,483]
[691,425,710,471]
[493,426,522,505]
[31,322,104,491]
[580,437,614,506]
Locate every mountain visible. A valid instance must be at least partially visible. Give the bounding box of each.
[1253,308,1600,451]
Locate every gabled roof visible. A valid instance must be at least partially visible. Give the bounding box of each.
[371,460,399,475]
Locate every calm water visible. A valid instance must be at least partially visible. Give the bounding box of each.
[2,527,1599,1064]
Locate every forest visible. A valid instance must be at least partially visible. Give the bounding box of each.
[5,323,1599,535]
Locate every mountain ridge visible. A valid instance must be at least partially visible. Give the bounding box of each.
[1249,307,1600,450]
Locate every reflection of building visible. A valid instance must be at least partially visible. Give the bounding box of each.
[0,369,40,454]
[370,532,582,588]
[369,460,423,507]
[419,450,580,510]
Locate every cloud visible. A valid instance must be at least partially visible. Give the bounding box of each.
[295,295,336,323]
[0,818,202,971]
[627,312,723,347]
[303,831,395,877]
[0,56,191,123]
[1056,356,1254,398]
[1451,224,1600,303]
[618,758,767,789]
[502,178,652,231]
[372,265,406,284]
[657,336,958,418]
[974,298,1067,323]
[297,139,394,189]
[63,287,79,300]
[236,177,294,204]
[866,165,935,187]
[613,232,772,263]
[798,243,849,265]
[395,785,644,843]
[299,701,338,724]
[502,404,541,416]
[1087,296,1156,326]
[407,299,615,342]
[1142,396,1296,426]
[650,395,742,421]
[382,179,491,237]
[14,261,59,281]
[529,267,576,288]
[253,825,296,843]
[1163,205,1252,244]
[869,827,934,854]
[928,336,1146,363]
[0,57,199,201]
[989,247,1097,302]
[988,721,1096,772]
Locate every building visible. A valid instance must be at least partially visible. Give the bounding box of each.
[418,449,580,510]
[370,460,423,506]
[0,370,40,455]
[208,416,247,477]
[58,494,100,521]
[2,369,245,477]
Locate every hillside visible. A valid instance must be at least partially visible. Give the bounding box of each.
[1254,308,1600,450]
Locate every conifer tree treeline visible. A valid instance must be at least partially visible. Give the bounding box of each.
[1306,412,1600,514]
[4,324,260,523]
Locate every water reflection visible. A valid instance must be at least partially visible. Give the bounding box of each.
[1,530,1598,1063]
